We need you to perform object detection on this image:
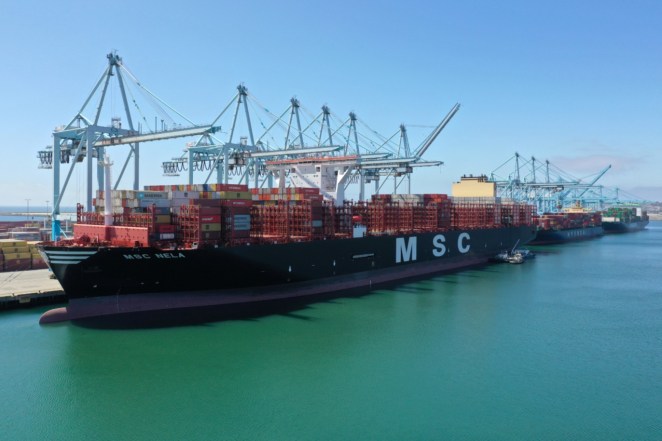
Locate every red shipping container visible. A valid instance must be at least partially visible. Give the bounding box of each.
[307,195,324,203]
[199,206,222,215]
[216,184,249,192]
[301,187,320,195]
[200,231,221,240]
[194,199,224,207]
[222,199,253,207]
[157,224,176,233]
[199,215,221,223]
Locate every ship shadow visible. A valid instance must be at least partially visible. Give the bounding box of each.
[70,262,502,330]
[71,297,324,330]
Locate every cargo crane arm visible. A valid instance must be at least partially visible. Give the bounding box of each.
[576,165,611,199]
[413,103,460,159]
[557,164,610,200]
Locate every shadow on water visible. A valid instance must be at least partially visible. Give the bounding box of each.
[71,296,325,330]
[70,285,384,330]
[69,261,518,330]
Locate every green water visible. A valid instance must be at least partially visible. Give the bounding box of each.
[2,223,661,440]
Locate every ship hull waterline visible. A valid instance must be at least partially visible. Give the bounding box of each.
[602,220,649,234]
[529,225,604,245]
[40,226,535,324]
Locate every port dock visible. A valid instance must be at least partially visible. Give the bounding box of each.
[0,269,64,309]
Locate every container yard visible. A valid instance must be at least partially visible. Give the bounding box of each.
[0,239,48,272]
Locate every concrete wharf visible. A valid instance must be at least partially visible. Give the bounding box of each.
[0,269,64,309]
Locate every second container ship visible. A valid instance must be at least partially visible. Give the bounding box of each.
[601,206,649,233]
[530,208,604,245]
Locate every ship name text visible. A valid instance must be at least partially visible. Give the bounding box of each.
[122,252,186,260]
[396,233,471,263]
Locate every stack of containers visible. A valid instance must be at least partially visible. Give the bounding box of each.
[251,187,323,204]
[221,199,252,242]
[137,192,173,240]
[177,204,223,244]
[310,200,324,238]
[0,239,31,271]
[28,242,47,269]
[94,190,140,214]
[172,184,253,245]
[398,203,414,232]
[366,202,385,234]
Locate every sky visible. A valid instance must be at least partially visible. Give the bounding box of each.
[1,0,661,208]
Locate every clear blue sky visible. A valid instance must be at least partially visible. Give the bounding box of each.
[1,0,661,207]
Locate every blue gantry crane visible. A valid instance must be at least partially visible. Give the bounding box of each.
[39,52,459,237]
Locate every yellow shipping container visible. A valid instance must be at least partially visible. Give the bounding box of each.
[200,223,222,232]
[217,191,252,200]
[154,215,172,224]
[0,239,28,248]
[1,246,30,254]
[3,252,32,260]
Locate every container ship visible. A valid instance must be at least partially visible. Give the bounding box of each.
[529,209,603,245]
[38,173,536,324]
[601,206,649,233]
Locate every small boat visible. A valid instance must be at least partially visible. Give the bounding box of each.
[490,239,534,263]
[490,250,511,263]
[512,248,535,260]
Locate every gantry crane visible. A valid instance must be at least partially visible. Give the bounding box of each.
[490,152,612,213]
[40,53,459,238]
[37,52,220,239]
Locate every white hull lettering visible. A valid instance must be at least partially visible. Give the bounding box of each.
[458,232,471,253]
[432,234,446,257]
[395,237,417,263]
[123,252,186,260]
[154,252,186,259]
[122,254,152,260]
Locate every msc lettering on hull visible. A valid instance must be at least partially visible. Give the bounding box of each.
[395,237,417,263]
[395,233,471,263]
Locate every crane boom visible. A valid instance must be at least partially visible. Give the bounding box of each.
[576,165,611,199]
[414,103,460,158]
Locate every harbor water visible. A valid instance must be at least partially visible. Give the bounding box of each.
[1,222,660,440]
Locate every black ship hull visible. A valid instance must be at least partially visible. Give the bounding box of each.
[529,225,604,245]
[602,220,648,234]
[40,226,535,323]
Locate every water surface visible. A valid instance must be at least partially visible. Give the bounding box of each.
[1,222,660,440]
